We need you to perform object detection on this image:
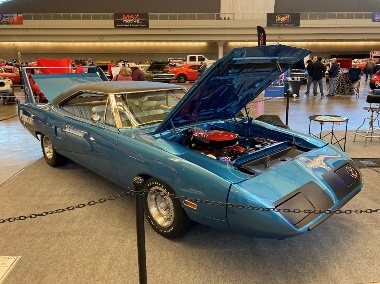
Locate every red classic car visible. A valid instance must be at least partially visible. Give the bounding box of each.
[169,63,201,83]
[0,66,21,84]
[369,70,380,89]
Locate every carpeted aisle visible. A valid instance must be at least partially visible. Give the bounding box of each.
[0,140,379,284]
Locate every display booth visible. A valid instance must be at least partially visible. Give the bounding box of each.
[265,69,291,98]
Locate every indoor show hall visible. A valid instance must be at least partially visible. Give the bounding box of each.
[1,81,380,284]
[1,0,380,284]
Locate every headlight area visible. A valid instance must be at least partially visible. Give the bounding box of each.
[273,181,334,229]
[226,161,363,238]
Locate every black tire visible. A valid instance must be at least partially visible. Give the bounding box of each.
[41,134,67,167]
[143,178,191,238]
[177,74,187,83]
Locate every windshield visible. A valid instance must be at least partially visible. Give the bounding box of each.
[115,89,186,128]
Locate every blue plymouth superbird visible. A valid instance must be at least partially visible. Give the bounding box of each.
[18,45,363,239]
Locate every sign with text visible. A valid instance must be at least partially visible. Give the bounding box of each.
[114,13,149,28]
[0,14,23,25]
[257,26,266,46]
[267,13,300,27]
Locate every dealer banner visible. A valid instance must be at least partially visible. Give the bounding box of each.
[267,13,300,27]
[114,13,149,28]
[0,14,23,25]
[257,26,266,46]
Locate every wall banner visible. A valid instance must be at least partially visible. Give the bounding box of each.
[372,12,380,22]
[0,14,23,25]
[114,13,149,28]
[267,13,300,27]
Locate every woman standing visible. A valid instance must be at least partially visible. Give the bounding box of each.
[112,66,132,81]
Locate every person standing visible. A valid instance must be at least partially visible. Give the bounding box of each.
[73,59,85,73]
[327,58,339,96]
[111,66,132,81]
[85,58,96,73]
[128,63,146,81]
[365,58,376,81]
[107,60,115,79]
[309,56,326,97]
[305,55,317,94]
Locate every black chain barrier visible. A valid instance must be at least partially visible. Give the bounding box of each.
[0,114,18,121]
[1,188,379,224]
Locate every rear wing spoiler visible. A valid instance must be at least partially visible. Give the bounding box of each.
[22,66,108,103]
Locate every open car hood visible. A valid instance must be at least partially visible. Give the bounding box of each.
[154,44,311,134]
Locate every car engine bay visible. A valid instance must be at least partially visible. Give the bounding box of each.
[171,120,312,174]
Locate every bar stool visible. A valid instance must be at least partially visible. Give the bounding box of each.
[354,93,380,146]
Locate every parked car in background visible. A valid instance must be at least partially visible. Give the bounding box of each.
[169,63,201,83]
[144,61,175,83]
[0,76,15,104]
[369,70,380,89]
[18,44,363,239]
[289,69,307,84]
[0,66,21,84]
[352,59,368,71]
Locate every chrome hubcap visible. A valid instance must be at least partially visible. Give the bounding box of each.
[147,186,174,228]
[43,136,53,160]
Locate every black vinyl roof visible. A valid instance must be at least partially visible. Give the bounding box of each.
[50,81,184,106]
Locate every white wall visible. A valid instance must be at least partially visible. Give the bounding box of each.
[220,0,275,20]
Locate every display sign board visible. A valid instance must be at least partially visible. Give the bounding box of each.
[267,13,300,27]
[114,13,149,28]
[0,256,21,282]
[372,12,380,22]
[0,14,23,25]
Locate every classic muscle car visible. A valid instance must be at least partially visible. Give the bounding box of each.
[0,66,21,84]
[169,63,201,83]
[0,76,15,104]
[18,45,363,239]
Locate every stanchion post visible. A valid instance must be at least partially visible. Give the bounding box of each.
[133,176,147,284]
[285,88,290,126]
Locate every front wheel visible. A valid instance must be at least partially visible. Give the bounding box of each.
[41,134,67,167]
[143,178,191,238]
[177,74,187,83]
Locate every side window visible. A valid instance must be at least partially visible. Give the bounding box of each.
[60,92,108,122]
[189,56,196,62]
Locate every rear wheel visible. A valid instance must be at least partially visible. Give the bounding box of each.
[177,74,187,83]
[41,134,67,167]
[143,178,191,238]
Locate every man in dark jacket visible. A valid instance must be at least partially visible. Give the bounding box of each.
[305,55,317,94]
[309,56,326,97]
[85,58,96,73]
[328,58,339,96]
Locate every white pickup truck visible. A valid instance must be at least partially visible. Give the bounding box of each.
[186,55,216,66]
[168,55,216,66]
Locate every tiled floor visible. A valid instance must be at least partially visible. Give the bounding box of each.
[0,78,376,184]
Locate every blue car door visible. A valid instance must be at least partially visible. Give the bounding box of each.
[59,93,119,181]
